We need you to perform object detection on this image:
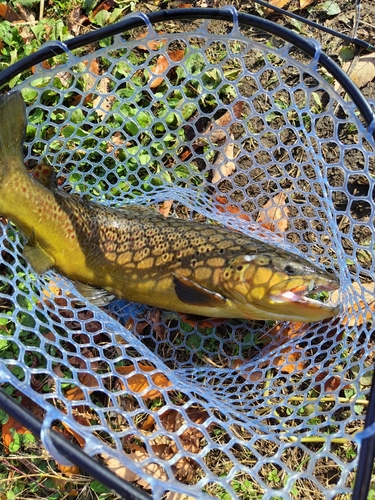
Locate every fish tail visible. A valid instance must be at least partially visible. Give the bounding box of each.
[0,91,27,178]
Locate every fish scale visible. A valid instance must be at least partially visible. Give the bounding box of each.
[0,91,340,322]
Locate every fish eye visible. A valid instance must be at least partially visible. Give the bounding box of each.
[284,264,298,275]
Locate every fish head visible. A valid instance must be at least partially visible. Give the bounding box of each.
[221,252,340,322]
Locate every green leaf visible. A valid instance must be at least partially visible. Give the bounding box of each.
[61,125,88,138]
[136,111,152,128]
[15,0,39,6]
[90,480,110,494]
[21,88,38,103]
[92,10,110,27]
[321,1,341,15]
[360,370,373,386]
[71,108,86,124]
[339,47,355,63]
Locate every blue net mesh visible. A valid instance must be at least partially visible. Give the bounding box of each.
[0,10,374,499]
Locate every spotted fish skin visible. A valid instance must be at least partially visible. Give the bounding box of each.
[0,91,340,322]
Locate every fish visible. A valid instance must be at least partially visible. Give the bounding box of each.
[0,91,340,322]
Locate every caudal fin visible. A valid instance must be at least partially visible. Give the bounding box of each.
[0,91,26,166]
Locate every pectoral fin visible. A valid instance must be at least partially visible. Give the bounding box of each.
[173,274,227,307]
[22,230,55,274]
[75,281,116,307]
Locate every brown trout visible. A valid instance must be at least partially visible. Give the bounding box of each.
[0,91,340,322]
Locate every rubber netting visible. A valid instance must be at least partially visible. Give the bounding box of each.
[1,10,375,500]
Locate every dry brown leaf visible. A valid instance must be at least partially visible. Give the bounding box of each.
[331,282,374,326]
[341,55,375,89]
[160,409,184,432]
[116,363,172,399]
[179,314,227,328]
[263,321,307,344]
[103,443,168,489]
[64,372,99,401]
[135,32,167,51]
[91,0,115,17]
[92,78,115,118]
[256,193,289,232]
[299,0,315,8]
[159,200,173,217]
[272,347,304,374]
[215,195,251,223]
[149,50,185,89]
[165,493,197,500]
[264,0,292,15]
[212,142,237,183]
[57,464,80,476]
[61,414,90,447]
[323,375,341,392]
[103,447,146,483]
[2,416,30,453]
[68,7,89,35]
[233,322,309,380]
[0,3,23,22]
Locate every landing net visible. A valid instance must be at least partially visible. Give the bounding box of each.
[0,8,374,499]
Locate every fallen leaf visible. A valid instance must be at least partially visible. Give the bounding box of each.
[215,195,251,223]
[65,372,99,401]
[92,78,115,118]
[67,7,89,35]
[91,0,115,17]
[61,414,90,448]
[233,322,309,380]
[0,3,23,22]
[2,416,30,453]
[264,0,292,16]
[135,32,167,51]
[159,200,173,217]
[256,193,289,233]
[331,282,374,326]
[323,375,341,392]
[14,3,34,22]
[272,346,304,374]
[263,321,307,344]
[299,0,315,8]
[211,142,237,183]
[165,493,197,500]
[103,447,145,484]
[116,363,172,399]
[57,464,80,476]
[179,314,227,329]
[149,50,185,89]
[103,444,168,489]
[341,55,375,89]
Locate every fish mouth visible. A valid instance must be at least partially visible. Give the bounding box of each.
[269,278,340,312]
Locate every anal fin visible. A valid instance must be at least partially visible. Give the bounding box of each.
[173,274,227,308]
[22,229,55,274]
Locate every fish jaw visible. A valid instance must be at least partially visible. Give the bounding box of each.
[266,276,341,322]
